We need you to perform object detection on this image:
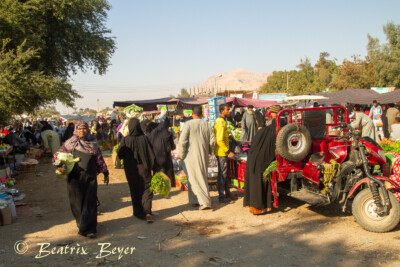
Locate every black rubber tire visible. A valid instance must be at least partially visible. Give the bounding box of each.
[276,123,312,162]
[352,188,400,233]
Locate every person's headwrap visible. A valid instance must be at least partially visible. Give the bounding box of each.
[59,120,99,154]
[269,105,283,114]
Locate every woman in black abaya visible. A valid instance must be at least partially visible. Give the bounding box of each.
[118,119,157,222]
[149,119,176,187]
[243,105,283,215]
[55,120,109,238]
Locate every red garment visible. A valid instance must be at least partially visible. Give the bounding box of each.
[389,154,400,201]
[0,129,9,136]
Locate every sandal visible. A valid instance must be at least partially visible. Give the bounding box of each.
[146,214,154,223]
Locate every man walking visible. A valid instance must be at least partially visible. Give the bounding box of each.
[214,104,236,203]
[178,106,215,210]
[369,100,383,140]
[240,105,257,141]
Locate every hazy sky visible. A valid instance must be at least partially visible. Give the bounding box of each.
[59,0,400,113]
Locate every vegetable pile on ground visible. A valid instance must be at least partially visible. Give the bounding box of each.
[54,152,80,178]
[227,122,241,141]
[150,172,171,197]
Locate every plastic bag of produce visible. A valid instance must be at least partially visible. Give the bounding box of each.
[150,172,171,197]
[54,152,80,179]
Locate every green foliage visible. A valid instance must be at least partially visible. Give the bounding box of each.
[73,108,97,117]
[259,23,400,95]
[263,160,277,182]
[367,22,400,88]
[150,172,171,197]
[33,105,60,118]
[329,55,377,90]
[0,0,115,123]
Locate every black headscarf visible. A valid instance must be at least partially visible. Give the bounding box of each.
[40,121,53,132]
[118,119,155,170]
[62,123,75,143]
[146,122,159,135]
[140,119,150,133]
[243,119,277,210]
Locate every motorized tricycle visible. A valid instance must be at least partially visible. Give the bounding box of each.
[271,106,400,233]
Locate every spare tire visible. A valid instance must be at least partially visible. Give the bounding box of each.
[276,124,312,162]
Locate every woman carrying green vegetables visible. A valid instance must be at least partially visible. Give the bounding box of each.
[54,120,109,238]
[118,119,157,223]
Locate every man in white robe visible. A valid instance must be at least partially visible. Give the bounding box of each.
[178,106,215,209]
[351,104,378,142]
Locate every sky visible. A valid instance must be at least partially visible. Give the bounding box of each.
[58,0,400,114]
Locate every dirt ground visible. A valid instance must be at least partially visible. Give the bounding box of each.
[1,155,400,267]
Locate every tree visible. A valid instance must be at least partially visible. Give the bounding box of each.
[329,55,376,91]
[174,88,190,98]
[296,57,314,84]
[73,108,97,117]
[0,0,116,123]
[367,22,400,88]
[100,107,112,114]
[313,52,337,92]
[34,105,60,118]
[259,71,288,94]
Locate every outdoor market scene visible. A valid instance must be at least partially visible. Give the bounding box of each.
[2,1,400,266]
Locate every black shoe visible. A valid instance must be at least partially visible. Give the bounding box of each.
[86,233,96,238]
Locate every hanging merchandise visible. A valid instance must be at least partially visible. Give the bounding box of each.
[207,97,226,126]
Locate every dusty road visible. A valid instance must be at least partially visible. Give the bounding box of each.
[1,156,400,266]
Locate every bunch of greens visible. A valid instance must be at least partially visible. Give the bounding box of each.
[113,143,120,153]
[112,144,124,167]
[263,160,277,182]
[227,121,241,141]
[150,172,171,197]
[123,104,143,117]
[54,152,80,179]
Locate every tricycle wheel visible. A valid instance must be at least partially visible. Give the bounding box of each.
[276,123,312,162]
[352,188,400,233]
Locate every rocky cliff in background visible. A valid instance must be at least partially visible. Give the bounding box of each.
[196,68,271,94]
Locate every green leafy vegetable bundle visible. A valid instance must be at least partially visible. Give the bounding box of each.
[54,152,80,179]
[150,172,171,197]
[227,121,241,141]
[123,104,143,118]
[263,160,277,182]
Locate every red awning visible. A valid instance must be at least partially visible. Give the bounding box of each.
[226,97,278,108]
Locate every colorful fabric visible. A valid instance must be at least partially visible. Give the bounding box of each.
[389,153,400,201]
